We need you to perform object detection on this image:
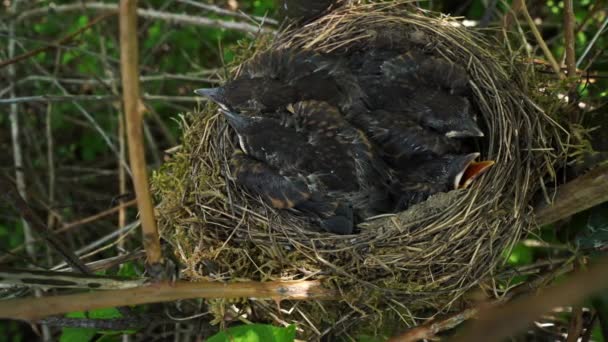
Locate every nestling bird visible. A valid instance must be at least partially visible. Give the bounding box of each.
[349,48,484,138]
[221,100,391,234]
[195,48,365,114]
[350,109,463,169]
[392,153,494,210]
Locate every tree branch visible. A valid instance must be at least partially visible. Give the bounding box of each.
[0,280,335,321]
[535,164,608,226]
[16,2,274,34]
[453,256,608,342]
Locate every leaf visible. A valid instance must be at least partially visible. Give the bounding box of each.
[207,324,296,342]
[60,327,96,342]
[89,307,122,320]
[506,242,534,266]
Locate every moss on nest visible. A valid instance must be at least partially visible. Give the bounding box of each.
[151,1,568,338]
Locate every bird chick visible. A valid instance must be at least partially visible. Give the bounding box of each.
[221,102,389,234]
[351,109,463,170]
[350,48,484,138]
[196,48,365,114]
[393,153,481,210]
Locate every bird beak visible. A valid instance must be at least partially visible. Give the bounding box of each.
[194,88,228,109]
[219,108,249,131]
[458,160,495,189]
[444,118,485,138]
[452,153,480,189]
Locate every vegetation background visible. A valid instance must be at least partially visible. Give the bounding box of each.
[0,0,606,341]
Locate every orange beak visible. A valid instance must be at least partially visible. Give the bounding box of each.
[458,160,495,189]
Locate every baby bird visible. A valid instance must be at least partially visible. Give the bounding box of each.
[221,100,391,234]
[195,48,365,114]
[349,48,484,138]
[350,109,463,170]
[392,153,493,210]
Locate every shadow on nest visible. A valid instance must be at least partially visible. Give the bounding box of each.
[152,1,568,338]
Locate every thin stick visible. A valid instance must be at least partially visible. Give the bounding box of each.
[0,280,335,321]
[520,1,564,79]
[119,0,163,270]
[563,0,576,79]
[16,2,273,34]
[0,13,114,69]
[535,164,608,226]
[0,177,90,273]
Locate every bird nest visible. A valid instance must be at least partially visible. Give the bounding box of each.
[152,2,566,338]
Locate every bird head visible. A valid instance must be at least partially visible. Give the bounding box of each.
[447,153,481,190]
[440,98,484,138]
[194,87,229,110]
[218,108,255,133]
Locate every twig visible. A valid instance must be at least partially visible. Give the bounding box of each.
[0,200,137,263]
[0,176,90,273]
[16,2,274,34]
[535,164,608,226]
[54,250,146,273]
[576,16,608,68]
[120,0,163,274]
[0,13,114,69]
[563,0,576,80]
[0,280,335,321]
[500,0,523,32]
[388,307,482,342]
[453,256,608,342]
[7,0,34,261]
[0,94,202,104]
[0,268,146,290]
[177,0,278,25]
[520,1,564,79]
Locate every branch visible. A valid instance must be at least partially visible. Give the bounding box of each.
[0,13,113,69]
[0,176,90,273]
[0,280,335,321]
[0,268,145,290]
[453,256,608,342]
[16,2,274,34]
[0,94,201,104]
[119,0,163,272]
[535,164,608,226]
[563,0,576,79]
[388,307,482,342]
[520,1,564,79]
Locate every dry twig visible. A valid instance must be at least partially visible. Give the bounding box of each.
[0,280,335,321]
[119,0,163,273]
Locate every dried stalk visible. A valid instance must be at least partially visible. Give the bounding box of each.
[119,0,163,270]
[0,280,335,321]
[520,1,564,79]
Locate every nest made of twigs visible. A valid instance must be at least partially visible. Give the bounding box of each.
[152,1,567,338]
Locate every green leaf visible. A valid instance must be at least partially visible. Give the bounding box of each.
[506,242,533,266]
[117,262,138,277]
[207,324,296,342]
[60,327,96,342]
[89,307,122,320]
